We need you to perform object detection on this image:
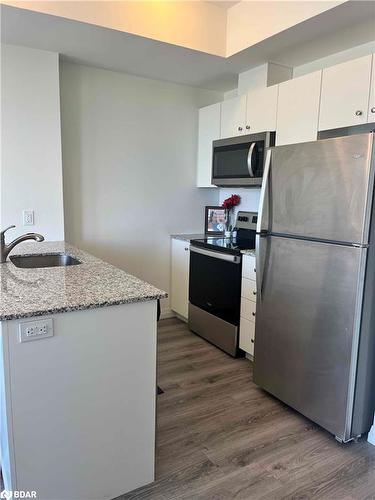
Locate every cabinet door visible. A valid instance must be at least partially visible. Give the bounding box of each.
[241,278,257,302]
[276,71,322,146]
[319,55,372,131]
[245,85,278,133]
[242,255,256,280]
[220,95,247,139]
[197,103,220,187]
[171,239,190,319]
[368,54,375,123]
[239,317,255,356]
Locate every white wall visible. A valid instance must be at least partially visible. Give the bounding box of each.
[3,0,227,57]
[237,63,292,95]
[293,40,375,77]
[219,188,261,219]
[60,62,221,315]
[226,1,343,56]
[1,44,64,240]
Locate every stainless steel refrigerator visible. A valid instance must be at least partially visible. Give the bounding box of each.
[253,132,375,443]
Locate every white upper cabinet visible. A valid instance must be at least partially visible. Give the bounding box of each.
[319,55,372,131]
[196,103,220,187]
[245,85,278,134]
[220,95,247,138]
[276,70,322,146]
[368,54,375,123]
[197,53,375,185]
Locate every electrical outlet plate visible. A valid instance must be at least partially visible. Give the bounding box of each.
[19,318,53,343]
[23,210,34,226]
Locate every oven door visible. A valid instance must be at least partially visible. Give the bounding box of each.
[189,246,242,325]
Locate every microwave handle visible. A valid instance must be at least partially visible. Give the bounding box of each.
[247,142,256,177]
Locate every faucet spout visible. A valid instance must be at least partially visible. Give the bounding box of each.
[0,226,45,263]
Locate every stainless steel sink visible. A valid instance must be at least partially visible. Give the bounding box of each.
[10,253,81,268]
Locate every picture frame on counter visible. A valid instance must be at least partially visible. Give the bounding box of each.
[204,206,226,236]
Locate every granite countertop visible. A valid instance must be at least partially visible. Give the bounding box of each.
[0,241,167,321]
[171,234,205,242]
[241,249,256,257]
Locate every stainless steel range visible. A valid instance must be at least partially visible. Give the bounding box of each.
[188,211,257,357]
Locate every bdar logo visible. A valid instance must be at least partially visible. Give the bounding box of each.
[1,492,36,499]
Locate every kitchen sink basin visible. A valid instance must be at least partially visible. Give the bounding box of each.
[10,253,81,269]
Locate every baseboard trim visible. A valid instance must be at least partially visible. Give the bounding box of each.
[174,312,188,323]
[368,425,375,446]
[160,309,176,320]
[160,309,189,323]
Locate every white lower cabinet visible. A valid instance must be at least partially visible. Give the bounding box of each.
[171,238,190,319]
[240,297,256,320]
[242,254,257,280]
[239,254,256,357]
[239,317,255,356]
[241,277,257,300]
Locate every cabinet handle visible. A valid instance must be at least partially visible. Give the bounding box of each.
[371,107,375,114]
[355,110,363,116]
[253,291,257,295]
[252,312,256,317]
[253,268,256,273]
[238,126,243,131]
[251,339,254,343]
[246,125,251,130]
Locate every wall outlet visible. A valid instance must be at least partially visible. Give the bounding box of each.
[19,318,53,343]
[23,210,34,226]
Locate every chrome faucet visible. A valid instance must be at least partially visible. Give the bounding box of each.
[0,225,44,263]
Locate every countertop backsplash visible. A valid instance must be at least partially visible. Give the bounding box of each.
[219,188,261,219]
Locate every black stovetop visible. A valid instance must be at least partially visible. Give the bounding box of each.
[191,235,255,256]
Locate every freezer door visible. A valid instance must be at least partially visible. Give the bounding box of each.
[253,235,366,441]
[268,133,374,244]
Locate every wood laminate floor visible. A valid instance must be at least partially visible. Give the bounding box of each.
[118,318,375,500]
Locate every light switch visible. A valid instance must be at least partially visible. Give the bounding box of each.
[23,210,34,226]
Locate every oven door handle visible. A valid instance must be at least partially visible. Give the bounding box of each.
[247,142,256,177]
[190,246,241,264]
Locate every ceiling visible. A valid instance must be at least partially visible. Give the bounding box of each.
[1,2,374,91]
[207,1,241,9]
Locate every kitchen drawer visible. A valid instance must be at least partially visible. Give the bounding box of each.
[241,277,256,302]
[240,297,256,322]
[239,316,255,356]
[242,255,256,280]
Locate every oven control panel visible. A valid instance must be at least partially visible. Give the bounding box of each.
[235,211,258,230]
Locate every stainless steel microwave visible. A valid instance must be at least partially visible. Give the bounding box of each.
[211,131,275,187]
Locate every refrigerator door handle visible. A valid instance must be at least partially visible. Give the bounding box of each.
[256,148,272,235]
[255,233,268,301]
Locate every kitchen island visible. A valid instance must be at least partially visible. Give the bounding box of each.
[0,242,166,500]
